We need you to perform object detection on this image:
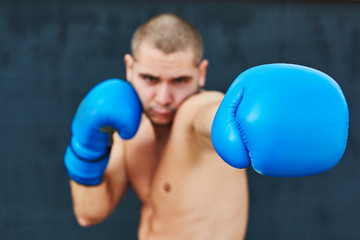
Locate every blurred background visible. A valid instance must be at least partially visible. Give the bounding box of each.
[0,0,359,239]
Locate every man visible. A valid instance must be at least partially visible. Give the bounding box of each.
[65,13,249,240]
[65,12,348,240]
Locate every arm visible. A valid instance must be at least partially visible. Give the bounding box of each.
[64,79,142,226]
[192,91,224,140]
[69,133,129,227]
[190,91,249,238]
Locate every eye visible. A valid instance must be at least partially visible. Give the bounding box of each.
[140,74,159,84]
[172,77,191,84]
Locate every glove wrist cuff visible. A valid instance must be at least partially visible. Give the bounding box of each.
[64,145,110,186]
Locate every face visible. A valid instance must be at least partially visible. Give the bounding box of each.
[125,43,208,126]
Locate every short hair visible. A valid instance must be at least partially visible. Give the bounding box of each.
[131,13,204,65]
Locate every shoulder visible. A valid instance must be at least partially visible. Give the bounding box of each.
[174,90,224,128]
[177,90,224,117]
[185,90,224,106]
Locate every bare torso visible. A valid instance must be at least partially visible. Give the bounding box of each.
[120,92,248,240]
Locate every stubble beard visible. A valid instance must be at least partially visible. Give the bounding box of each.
[146,105,176,127]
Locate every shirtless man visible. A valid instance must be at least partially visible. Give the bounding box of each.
[65,14,249,240]
[64,12,348,240]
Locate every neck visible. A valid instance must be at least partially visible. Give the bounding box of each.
[152,123,171,143]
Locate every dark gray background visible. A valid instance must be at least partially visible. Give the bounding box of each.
[0,0,359,239]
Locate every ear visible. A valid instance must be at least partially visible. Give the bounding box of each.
[124,54,134,82]
[198,59,209,88]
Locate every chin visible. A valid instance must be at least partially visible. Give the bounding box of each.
[144,113,173,127]
[150,118,173,127]
[144,109,176,127]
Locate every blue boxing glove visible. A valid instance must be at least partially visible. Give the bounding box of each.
[211,63,349,177]
[64,79,142,185]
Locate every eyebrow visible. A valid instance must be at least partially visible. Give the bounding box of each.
[139,73,193,81]
[172,76,192,81]
[139,73,160,80]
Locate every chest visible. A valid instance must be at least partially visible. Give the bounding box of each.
[124,122,198,203]
[125,139,160,201]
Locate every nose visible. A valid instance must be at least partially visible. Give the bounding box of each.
[155,83,172,106]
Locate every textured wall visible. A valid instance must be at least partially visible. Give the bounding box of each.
[0,1,359,239]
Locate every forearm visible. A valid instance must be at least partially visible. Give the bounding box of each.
[69,174,126,227]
